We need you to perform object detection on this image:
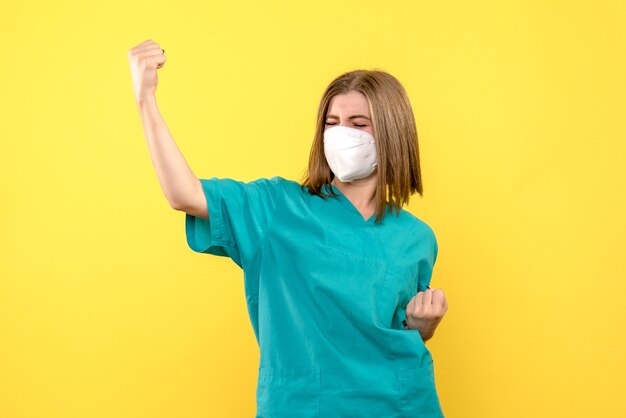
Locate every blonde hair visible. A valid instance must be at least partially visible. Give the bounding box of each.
[300,69,424,224]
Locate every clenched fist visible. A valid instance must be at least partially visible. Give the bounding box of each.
[405,288,448,342]
[127,39,166,103]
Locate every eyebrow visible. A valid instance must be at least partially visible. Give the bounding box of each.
[326,114,371,121]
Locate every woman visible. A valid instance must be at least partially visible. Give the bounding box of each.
[129,39,448,417]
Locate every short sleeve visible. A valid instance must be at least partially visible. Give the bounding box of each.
[416,228,438,293]
[184,176,285,269]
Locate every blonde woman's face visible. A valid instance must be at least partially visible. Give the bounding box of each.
[324,91,373,136]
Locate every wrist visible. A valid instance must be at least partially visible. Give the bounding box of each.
[419,330,433,342]
[135,92,157,107]
[403,319,434,338]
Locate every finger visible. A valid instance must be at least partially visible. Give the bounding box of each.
[134,39,156,51]
[432,289,445,307]
[423,289,433,305]
[416,291,424,307]
[129,39,154,53]
[412,292,424,315]
[136,46,164,57]
[136,51,166,69]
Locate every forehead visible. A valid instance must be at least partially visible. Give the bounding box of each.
[327,91,370,117]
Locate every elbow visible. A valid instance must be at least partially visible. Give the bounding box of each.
[169,198,187,212]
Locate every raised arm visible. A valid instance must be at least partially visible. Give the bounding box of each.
[128,39,208,220]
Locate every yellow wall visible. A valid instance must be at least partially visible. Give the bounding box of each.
[1,1,624,417]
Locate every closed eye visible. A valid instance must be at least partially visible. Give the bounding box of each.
[325,123,367,127]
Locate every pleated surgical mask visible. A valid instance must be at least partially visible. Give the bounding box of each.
[323,125,378,182]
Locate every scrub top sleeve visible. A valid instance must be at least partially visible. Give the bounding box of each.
[184,176,284,269]
[416,230,439,293]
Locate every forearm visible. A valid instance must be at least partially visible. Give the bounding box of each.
[135,94,198,209]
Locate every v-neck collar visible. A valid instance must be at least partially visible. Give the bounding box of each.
[324,183,377,224]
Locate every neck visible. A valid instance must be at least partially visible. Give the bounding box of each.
[331,177,377,209]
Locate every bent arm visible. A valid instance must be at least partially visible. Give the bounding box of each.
[135,94,208,219]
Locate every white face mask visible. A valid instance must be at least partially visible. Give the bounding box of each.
[323,125,378,182]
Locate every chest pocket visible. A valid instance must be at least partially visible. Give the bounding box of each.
[256,366,320,418]
[321,226,419,330]
[319,231,389,327]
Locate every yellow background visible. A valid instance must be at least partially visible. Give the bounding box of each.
[1,0,625,417]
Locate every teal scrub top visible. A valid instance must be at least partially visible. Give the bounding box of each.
[185,176,444,418]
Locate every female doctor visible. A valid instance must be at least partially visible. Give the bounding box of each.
[129,39,449,417]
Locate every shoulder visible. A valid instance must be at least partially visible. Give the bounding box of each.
[198,176,290,201]
[394,209,438,260]
[229,175,292,192]
[268,176,312,196]
[402,210,436,240]
[265,175,296,187]
[388,207,436,238]
[261,176,302,194]
[250,176,306,201]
